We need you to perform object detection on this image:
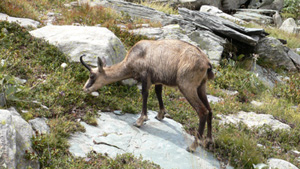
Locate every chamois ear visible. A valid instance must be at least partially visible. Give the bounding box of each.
[97,57,105,72]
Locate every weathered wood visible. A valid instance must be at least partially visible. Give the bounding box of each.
[179,8,267,46]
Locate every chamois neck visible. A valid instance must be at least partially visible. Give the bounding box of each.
[104,61,132,83]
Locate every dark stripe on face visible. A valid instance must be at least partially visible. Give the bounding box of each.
[86,78,96,88]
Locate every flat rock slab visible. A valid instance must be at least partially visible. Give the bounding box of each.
[0,13,40,28]
[69,111,226,169]
[217,111,291,131]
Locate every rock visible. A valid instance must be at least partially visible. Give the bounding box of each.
[273,11,282,27]
[200,5,246,25]
[188,30,226,65]
[217,111,291,131]
[61,63,68,68]
[91,91,99,97]
[279,18,298,34]
[0,109,39,169]
[221,89,239,96]
[0,13,40,28]
[85,0,179,26]
[130,27,163,40]
[267,158,298,169]
[255,0,284,11]
[29,118,50,134]
[288,150,300,157]
[251,100,264,107]
[69,111,228,169]
[207,95,223,103]
[233,9,277,25]
[178,8,267,46]
[251,64,282,88]
[287,48,300,70]
[177,0,222,10]
[254,37,297,71]
[30,25,126,67]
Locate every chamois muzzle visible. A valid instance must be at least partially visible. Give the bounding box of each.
[80,54,91,71]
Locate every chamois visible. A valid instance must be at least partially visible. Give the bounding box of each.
[80,39,214,152]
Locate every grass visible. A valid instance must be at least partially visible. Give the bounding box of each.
[1,0,300,168]
[139,1,178,15]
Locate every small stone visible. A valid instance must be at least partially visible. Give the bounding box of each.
[1,59,5,66]
[64,4,71,8]
[221,89,238,96]
[113,110,124,116]
[47,12,55,17]
[251,100,264,107]
[267,158,298,169]
[15,77,27,84]
[207,95,223,104]
[61,63,68,68]
[288,150,300,157]
[91,92,99,97]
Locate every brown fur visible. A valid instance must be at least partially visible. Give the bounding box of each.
[81,39,214,152]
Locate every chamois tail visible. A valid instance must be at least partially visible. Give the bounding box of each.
[207,63,214,80]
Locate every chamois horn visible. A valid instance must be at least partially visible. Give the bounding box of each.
[80,54,91,71]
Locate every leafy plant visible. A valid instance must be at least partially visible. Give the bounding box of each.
[282,0,300,19]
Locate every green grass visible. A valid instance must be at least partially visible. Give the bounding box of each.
[139,1,178,15]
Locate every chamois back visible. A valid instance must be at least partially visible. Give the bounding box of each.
[124,39,213,86]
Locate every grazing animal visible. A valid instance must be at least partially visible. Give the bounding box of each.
[80,39,214,152]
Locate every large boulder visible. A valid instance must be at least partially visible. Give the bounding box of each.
[255,37,297,71]
[279,18,299,34]
[0,109,39,169]
[0,13,40,28]
[30,25,126,67]
[178,8,267,47]
[69,111,228,169]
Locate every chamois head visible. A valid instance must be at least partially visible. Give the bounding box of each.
[80,54,106,93]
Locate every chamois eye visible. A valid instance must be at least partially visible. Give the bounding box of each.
[90,74,96,79]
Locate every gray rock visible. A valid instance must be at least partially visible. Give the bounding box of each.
[200,5,246,24]
[29,118,50,134]
[280,18,298,34]
[69,111,228,169]
[251,64,282,88]
[255,37,297,71]
[179,8,267,46]
[0,109,39,169]
[267,158,298,169]
[255,0,284,11]
[233,9,280,25]
[188,30,226,65]
[207,95,223,103]
[0,13,40,28]
[287,49,300,70]
[273,11,282,27]
[30,25,126,67]
[251,100,264,107]
[217,111,291,131]
[130,27,163,40]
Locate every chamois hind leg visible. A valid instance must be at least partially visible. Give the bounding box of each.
[179,86,208,153]
[134,75,151,127]
[155,85,166,121]
[197,81,213,146]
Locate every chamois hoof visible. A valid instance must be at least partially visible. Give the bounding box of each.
[186,146,195,153]
[133,122,142,128]
[155,115,164,121]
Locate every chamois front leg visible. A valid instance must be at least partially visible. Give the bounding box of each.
[155,85,166,121]
[134,76,150,127]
